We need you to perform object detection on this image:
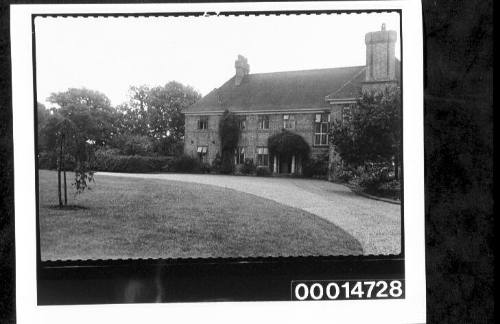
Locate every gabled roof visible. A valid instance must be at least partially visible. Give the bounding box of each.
[325,59,401,101]
[184,65,366,114]
[325,67,367,100]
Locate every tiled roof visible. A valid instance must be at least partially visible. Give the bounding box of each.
[325,67,367,100]
[325,59,401,101]
[184,65,366,114]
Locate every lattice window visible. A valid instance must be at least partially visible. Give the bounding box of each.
[197,117,208,130]
[235,146,245,164]
[283,114,295,129]
[197,146,208,162]
[256,147,269,166]
[258,115,270,129]
[314,113,330,146]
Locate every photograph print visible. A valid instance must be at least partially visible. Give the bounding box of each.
[35,11,403,262]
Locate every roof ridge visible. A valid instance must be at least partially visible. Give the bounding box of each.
[247,65,365,76]
[325,67,367,99]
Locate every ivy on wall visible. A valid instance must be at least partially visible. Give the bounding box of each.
[218,110,240,173]
[268,129,310,160]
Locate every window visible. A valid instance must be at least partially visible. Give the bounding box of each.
[197,146,208,162]
[258,115,270,129]
[238,116,246,130]
[314,113,330,146]
[256,147,269,166]
[197,117,208,130]
[283,114,295,129]
[342,105,353,124]
[235,146,245,164]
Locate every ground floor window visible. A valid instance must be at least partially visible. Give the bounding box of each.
[235,146,245,164]
[256,147,269,166]
[197,146,208,162]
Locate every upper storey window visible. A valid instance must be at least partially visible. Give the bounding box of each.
[342,105,354,124]
[283,114,295,129]
[314,113,330,146]
[197,117,208,130]
[258,115,270,129]
[238,116,247,130]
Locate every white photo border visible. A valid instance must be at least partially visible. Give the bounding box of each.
[12,1,425,323]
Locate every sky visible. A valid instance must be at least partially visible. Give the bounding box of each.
[35,12,400,107]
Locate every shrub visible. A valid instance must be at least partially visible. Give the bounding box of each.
[93,151,172,173]
[168,154,202,173]
[256,166,271,177]
[242,158,256,175]
[38,151,77,171]
[302,153,329,178]
[152,137,184,156]
[96,147,121,156]
[234,164,244,175]
[211,152,223,173]
[200,162,212,174]
[336,169,354,182]
[377,179,401,193]
[110,134,154,156]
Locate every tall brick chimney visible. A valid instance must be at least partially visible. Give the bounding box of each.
[365,23,397,83]
[234,55,249,86]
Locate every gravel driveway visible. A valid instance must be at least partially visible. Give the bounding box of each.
[99,172,401,255]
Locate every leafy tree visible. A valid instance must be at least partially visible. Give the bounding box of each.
[330,86,402,179]
[218,110,240,173]
[146,81,201,140]
[115,82,201,155]
[115,86,151,136]
[47,88,117,146]
[37,102,51,127]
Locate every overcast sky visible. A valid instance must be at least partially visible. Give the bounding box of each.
[35,12,400,107]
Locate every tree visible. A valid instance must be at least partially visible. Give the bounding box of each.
[115,86,151,136]
[114,82,201,155]
[330,86,402,179]
[146,81,201,140]
[39,111,95,207]
[48,88,117,146]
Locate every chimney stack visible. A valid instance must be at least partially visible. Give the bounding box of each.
[234,55,249,86]
[365,23,397,83]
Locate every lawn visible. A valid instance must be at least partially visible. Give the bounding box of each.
[38,170,363,260]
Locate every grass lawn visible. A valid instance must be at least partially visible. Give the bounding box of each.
[38,170,363,260]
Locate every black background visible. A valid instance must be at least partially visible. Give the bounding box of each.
[0,0,494,322]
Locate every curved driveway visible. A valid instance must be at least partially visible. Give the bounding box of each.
[99,172,401,255]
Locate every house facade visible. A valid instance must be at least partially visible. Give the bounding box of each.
[183,24,399,176]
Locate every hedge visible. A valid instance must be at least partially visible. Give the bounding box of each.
[93,152,172,173]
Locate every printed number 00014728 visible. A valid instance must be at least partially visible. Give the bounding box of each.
[291,280,404,301]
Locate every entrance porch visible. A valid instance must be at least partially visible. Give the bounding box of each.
[272,155,302,175]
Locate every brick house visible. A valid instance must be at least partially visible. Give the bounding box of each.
[183,24,400,176]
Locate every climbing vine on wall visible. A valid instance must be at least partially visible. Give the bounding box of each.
[218,110,240,173]
[268,129,310,160]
